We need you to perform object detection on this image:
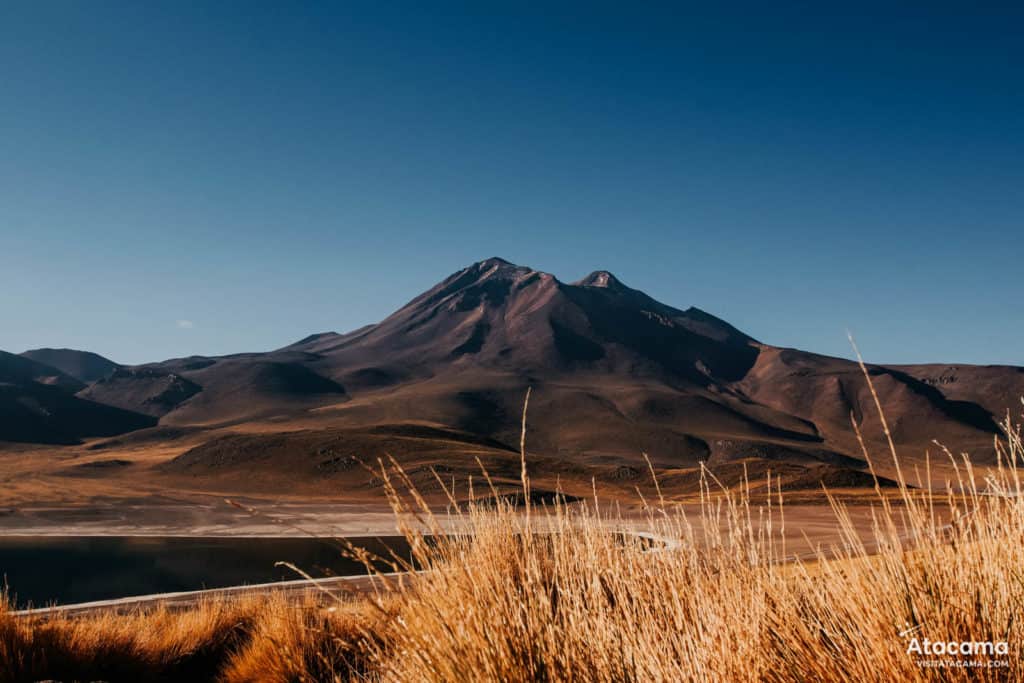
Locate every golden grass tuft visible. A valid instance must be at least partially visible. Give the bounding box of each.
[219,593,388,683]
[1,594,255,682]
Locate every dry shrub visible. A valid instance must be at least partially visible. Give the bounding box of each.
[1,591,387,683]
[0,594,256,682]
[221,592,389,683]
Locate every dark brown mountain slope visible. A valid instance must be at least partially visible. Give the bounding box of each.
[0,351,156,444]
[734,347,1011,459]
[0,350,85,393]
[80,353,346,423]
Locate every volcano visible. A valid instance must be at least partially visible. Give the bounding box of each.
[4,259,1023,485]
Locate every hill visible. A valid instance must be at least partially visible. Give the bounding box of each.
[0,351,156,444]
[0,350,85,393]
[20,348,121,384]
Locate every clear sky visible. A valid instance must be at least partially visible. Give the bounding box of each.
[1,2,1021,366]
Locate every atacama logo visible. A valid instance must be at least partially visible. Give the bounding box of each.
[899,622,1010,669]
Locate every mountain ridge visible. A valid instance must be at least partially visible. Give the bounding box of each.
[3,259,1022,477]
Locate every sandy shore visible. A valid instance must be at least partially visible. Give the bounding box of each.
[0,495,407,537]
[12,573,400,617]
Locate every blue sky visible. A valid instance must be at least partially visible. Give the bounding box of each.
[1,2,1021,365]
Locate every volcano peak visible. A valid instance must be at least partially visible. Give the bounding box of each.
[575,270,624,290]
[477,256,513,267]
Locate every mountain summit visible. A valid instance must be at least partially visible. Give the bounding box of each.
[574,270,623,289]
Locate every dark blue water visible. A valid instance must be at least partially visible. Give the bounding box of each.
[0,535,410,608]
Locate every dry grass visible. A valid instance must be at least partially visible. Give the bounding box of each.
[3,390,1024,680]
[352,404,1024,682]
[1,594,255,682]
[218,594,387,683]
[0,591,386,683]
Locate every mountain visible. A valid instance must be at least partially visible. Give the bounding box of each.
[273,257,1021,467]
[7,258,1024,489]
[20,348,121,384]
[0,350,85,393]
[0,351,156,444]
[282,259,758,385]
